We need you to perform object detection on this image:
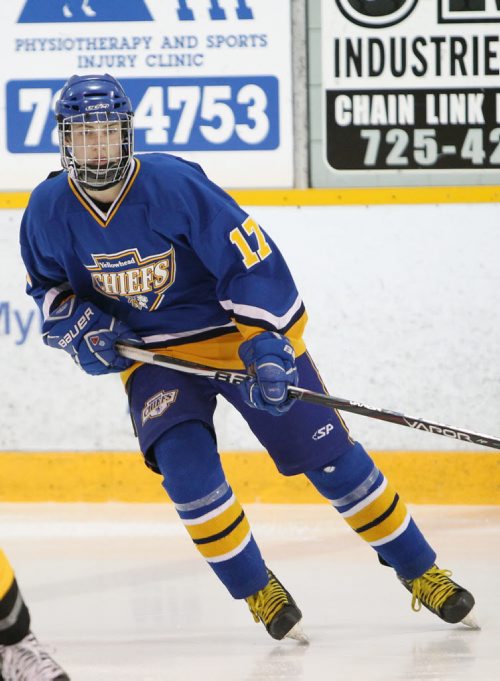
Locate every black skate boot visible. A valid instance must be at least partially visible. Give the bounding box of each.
[398,565,478,628]
[245,568,307,642]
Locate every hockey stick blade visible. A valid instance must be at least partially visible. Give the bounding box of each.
[116,343,500,451]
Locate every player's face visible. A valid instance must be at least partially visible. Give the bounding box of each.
[67,121,123,168]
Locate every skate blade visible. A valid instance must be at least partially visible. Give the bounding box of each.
[461,608,480,630]
[285,622,309,644]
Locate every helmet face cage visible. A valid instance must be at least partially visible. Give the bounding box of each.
[55,74,134,189]
[58,111,134,188]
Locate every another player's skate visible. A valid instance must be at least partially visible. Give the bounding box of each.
[398,565,479,629]
[0,632,70,681]
[246,568,307,643]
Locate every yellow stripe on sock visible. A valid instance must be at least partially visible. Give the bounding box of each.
[356,498,409,544]
[369,512,411,547]
[0,550,15,600]
[340,477,412,545]
[195,514,251,560]
[184,498,244,542]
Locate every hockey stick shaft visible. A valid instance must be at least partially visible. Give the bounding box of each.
[116,343,500,451]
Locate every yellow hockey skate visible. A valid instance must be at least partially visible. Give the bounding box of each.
[246,568,308,643]
[398,565,479,629]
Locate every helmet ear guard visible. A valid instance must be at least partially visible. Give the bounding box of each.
[55,74,134,189]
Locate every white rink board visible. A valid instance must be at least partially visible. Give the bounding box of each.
[1,202,499,452]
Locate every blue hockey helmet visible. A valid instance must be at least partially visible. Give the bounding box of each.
[55,73,134,189]
[55,73,132,120]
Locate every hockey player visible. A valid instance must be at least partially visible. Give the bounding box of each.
[0,550,70,680]
[20,73,476,642]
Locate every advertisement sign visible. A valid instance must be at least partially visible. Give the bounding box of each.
[321,0,500,177]
[0,1,293,190]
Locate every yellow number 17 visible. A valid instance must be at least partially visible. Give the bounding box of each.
[229,217,272,269]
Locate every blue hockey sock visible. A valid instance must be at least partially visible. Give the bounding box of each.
[153,421,268,598]
[305,442,436,579]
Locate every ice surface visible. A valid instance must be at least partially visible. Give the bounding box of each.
[1,503,498,681]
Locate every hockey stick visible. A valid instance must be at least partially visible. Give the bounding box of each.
[116,343,500,451]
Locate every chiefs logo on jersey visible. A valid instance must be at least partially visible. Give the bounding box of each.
[85,247,176,311]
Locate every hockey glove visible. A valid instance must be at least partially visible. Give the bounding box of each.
[238,331,298,416]
[44,299,142,375]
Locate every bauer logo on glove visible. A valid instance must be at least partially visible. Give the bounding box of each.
[56,305,95,348]
[44,300,143,376]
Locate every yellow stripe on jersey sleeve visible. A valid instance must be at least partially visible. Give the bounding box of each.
[120,309,308,387]
[235,310,308,356]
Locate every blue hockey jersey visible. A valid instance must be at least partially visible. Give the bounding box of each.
[20,153,307,376]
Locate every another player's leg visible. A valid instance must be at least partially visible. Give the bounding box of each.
[0,550,70,681]
[152,420,305,641]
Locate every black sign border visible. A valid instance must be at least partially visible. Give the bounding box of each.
[438,1,500,23]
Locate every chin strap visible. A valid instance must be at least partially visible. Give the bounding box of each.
[79,177,123,191]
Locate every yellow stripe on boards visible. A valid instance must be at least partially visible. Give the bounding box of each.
[0,451,498,504]
[4,185,500,209]
[0,193,31,209]
[0,549,15,599]
[228,186,500,206]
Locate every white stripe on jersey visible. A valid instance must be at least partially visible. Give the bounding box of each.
[142,321,236,344]
[218,294,303,330]
[42,282,74,321]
